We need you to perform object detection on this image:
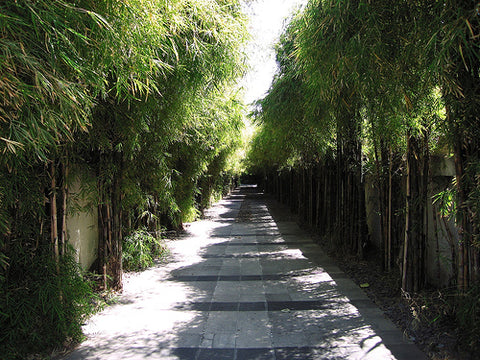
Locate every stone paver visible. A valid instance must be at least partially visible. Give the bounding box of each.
[65,186,426,360]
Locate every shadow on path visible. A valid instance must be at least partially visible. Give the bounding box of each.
[65,186,425,360]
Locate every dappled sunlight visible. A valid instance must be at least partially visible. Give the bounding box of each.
[84,309,199,336]
[294,269,335,284]
[276,248,307,259]
[67,187,422,360]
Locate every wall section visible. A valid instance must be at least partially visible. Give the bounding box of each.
[66,174,99,271]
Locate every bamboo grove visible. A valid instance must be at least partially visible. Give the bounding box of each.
[0,0,247,357]
[248,0,480,294]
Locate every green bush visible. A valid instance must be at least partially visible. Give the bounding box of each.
[122,229,167,271]
[456,285,480,353]
[0,245,97,360]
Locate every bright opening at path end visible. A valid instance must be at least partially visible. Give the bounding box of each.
[241,0,308,106]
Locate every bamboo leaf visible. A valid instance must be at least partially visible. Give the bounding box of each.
[465,19,475,38]
[458,43,468,71]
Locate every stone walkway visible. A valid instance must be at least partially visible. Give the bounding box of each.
[65,186,425,360]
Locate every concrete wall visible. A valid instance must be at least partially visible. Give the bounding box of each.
[426,156,458,287]
[66,177,99,271]
[364,156,458,287]
[364,174,382,250]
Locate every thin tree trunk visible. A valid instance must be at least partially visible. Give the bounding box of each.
[301,168,306,223]
[357,140,366,259]
[432,203,441,284]
[422,129,430,290]
[97,174,107,289]
[61,160,68,257]
[441,216,458,286]
[402,132,411,291]
[323,163,329,233]
[336,140,344,248]
[111,151,124,290]
[374,138,387,269]
[454,140,467,291]
[309,167,314,227]
[473,249,480,284]
[327,159,334,237]
[291,170,295,212]
[387,148,393,271]
[316,164,322,229]
[50,161,59,272]
[106,202,112,255]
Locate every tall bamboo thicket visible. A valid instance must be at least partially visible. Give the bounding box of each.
[248,0,480,294]
[0,0,247,357]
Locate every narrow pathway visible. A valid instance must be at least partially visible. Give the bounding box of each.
[66,186,425,360]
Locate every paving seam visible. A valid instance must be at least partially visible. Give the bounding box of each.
[210,233,302,237]
[166,347,345,360]
[205,241,314,246]
[173,300,343,311]
[64,188,425,360]
[200,253,312,259]
[169,273,328,281]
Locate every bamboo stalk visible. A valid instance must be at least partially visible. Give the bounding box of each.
[422,129,430,289]
[97,176,106,289]
[374,138,387,269]
[441,216,458,285]
[61,159,68,257]
[387,148,392,272]
[473,249,480,284]
[50,161,59,272]
[309,167,314,227]
[112,151,124,290]
[413,135,420,292]
[277,174,283,204]
[316,165,322,229]
[432,203,441,284]
[463,241,468,289]
[402,132,411,291]
[106,202,112,254]
[290,170,294,211]
[454,140,466,291]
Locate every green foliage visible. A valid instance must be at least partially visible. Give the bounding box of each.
[247,0,453,202]
[161,89,245,225]
[247,0,449,173]
[247,17,324,172]
[248,0,480,294]
[0,0,100,161]
[81,0,247,229]
[122,229,167,271]
[455,284,480,352]
[433,186,457,220]
[0,0,248,356]
[0,245,97,359]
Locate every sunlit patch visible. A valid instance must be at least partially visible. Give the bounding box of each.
[84,309,199,337]
[327,325,396,359]
[276,248,306,259]
[73,187,410,360]
[294,269,334,284]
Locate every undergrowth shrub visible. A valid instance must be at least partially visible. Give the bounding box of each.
[122,229,167,271]
[0,244,97,360]
[456,284,480,353]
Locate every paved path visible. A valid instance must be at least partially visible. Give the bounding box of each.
[66,186,425,360]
